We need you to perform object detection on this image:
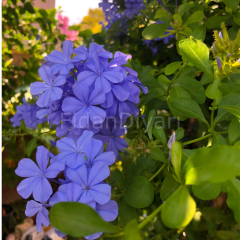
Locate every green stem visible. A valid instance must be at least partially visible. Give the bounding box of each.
[183,134,212,146]
[138,203,165,229]
[218,131,228,134]
[149,163,167,181]
[210,101,215,134]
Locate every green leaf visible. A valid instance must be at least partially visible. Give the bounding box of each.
[119,199,138,225]
[136,153,159,172]
[206,83,221,99]
[161,186,196,228]
[165,62,182,75]
[175,77,206,104]
[226,178,240,224]
[158,75,172,84]
[151,148,167,163]
[167,85,191,121]
[175,127,184,141]
[229,118,240,144]
[223,0,240,12]
[24,2,35,13]
[146,110,156,140]
[154,9,169,20]
[179,38,213,80]
[152,126,167,145]
[142,23,170,40]
[192,182,221,200]
[219,105,240,118]
[49,202,120,237]
[160,173,181,201]
[214,91,240,124]
[178,1,194,16]
[27,138,37,157]
[112,169,126,189]
[171,141,182,181]
[124,176,154,208]
[191,26,206,41]
[123,219,143,240]
[205,16,231,29]
[184,11,204,26]
[212,132,228,146]
[184,145,240,185]
[170,97,208,125]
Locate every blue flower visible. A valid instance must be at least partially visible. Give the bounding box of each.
[62,82,106,128]
[66,162,111,204]
[52,130,94,168]
[15,146,65,202]
[25,200,50,232]
[84,138,115,166]
[47,40,86,75]
[30,65,66,107]
[49,182,96,209]
[95,120,127,156]
[77,52,123,94]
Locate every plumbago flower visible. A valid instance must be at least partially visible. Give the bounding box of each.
[12,40,147,239]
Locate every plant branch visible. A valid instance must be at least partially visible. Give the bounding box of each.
[149,163,167,181]
[183,134,212,146]
[138,203,165,229]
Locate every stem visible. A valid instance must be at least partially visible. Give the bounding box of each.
[138,203,165,229]
[167,63,186,95]
[217,131,228,134]
[183,134,212,146]
[149,163,167,181]
[210,100,215,134]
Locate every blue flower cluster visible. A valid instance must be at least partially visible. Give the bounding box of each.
[99,0,144,32]
[15,134,118,239]
[10,98,46,129]
[13,40,147,239]
[30,40,147,155]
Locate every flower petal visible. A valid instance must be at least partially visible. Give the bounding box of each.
[84,139,103,163]
[62,97,84,113]
[38,65,52,85]
[66,165,88,186]
[57,137,76,152]
[36,146,49,173]
[45,162,65,178]
[15,158,41,177]
[33,177,52,202]
[25,200,42,217]
[94,152,115,166]
[89,106,106,125]
[76,130,94,151]
[17,176,40,199]
[89,183,111,204]
[30,82,50,95]
[88,162,110,187]
[72,82,89,104]
[96,200,118,222]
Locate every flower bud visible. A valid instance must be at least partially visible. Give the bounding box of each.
[217,57,222,70]
[167,132,176,161]
[219,31,223,39]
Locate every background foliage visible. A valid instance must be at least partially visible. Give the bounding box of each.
[3,0,240,239]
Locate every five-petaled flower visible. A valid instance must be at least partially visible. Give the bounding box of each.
[15,146,65,202]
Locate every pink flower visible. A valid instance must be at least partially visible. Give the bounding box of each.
[57,13,78,41]
[66,30,78,41]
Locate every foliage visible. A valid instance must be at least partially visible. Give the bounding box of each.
[3,0,240,239]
